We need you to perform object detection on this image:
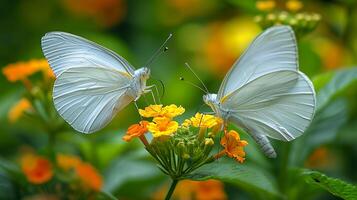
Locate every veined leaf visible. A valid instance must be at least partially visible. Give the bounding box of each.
[301,169,357,200]
[316,67,357,111]
[185,158,281,197]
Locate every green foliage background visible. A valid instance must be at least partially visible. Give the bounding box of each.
[1,0,357,199]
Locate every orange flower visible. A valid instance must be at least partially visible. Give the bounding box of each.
[76,162,103,191]
[21,154,53,184]
[56,154,81,171]
[2,59,54,82]
[123,121,149,142]
[218,130,248,163]
[8,98,32,123]
[63,0,126,27]
[195,180,227,200]
[305,147,335,169]
[153,179,227,200]
[256,0,276,11]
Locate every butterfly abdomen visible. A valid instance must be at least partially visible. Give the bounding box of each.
[250,132,277,158]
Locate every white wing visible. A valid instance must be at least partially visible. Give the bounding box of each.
[41,31,135,77]
[218,25,298,99]
[223,70,316,141]
[53,66,134,134]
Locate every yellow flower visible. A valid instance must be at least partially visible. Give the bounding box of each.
[187,113,222,128]
[147,117,178,137]
[219,130,248,163]
[286,0,303,12]
[181,119,192,128]
[162,104,185,118]
[256,0,276,11]
[2,59,54,82]
[139,104,163,118]
[8,98,32,123]
[139,104,185,118]
[56,154,81,171]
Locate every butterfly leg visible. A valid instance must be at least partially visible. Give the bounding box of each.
[134,101,143,120]
[145,85,158,105]
[151,84,162,104]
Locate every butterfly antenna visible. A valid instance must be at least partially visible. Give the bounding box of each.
[184,62,209,94]
[145,33,173,68]
[195,103,207,114]
[179,77,207,93]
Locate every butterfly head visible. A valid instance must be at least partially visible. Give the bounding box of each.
[136,67,150,80]
[203,93,220,113]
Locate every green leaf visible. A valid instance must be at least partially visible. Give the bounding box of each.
[301,169,357,200]
[185,158,281,197]
[316,67,357,111]
[226,0,259,13]
[103,151,163,194]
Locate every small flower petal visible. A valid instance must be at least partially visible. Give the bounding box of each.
[139,104,163,118]
[123,121,149,142]
[220,130,248,163]
[148,117,178,137]
[189,113,222,128]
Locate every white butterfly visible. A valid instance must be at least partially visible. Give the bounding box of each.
[203,25,316,158]
[41,32,155,134]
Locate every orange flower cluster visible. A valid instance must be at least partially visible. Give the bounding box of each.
[21,154,53,184]
[124,105,185,142]
[153,179,227,200]
[56,154,103,191]
[216,130,248,163]
[2,59,54,82]
[63,0,126,27]
[8,98,33,123]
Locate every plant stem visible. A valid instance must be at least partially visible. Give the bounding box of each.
[278,143,291,194]
[165,179,178,200]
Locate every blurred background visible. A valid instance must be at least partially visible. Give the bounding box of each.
[0,0,357,199]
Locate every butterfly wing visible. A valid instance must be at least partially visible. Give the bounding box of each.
[223,70,316,141]
[41,31,135,77]
[53,66,134,134]
[218,25,298,99]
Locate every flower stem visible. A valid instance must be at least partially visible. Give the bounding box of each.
[165,179,178,200]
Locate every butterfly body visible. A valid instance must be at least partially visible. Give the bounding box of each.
[129,67,151,101]
[203,26,316,158]
[41,32,153,134]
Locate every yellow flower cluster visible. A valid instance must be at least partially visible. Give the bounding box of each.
[123,104,185,139]
[182,113,223,129]
[139,104,185,118]
[140,104,184,137]
[126,105,248,164]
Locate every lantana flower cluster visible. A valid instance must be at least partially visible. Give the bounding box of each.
[20,152,103,192]
[123,104,248,179]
